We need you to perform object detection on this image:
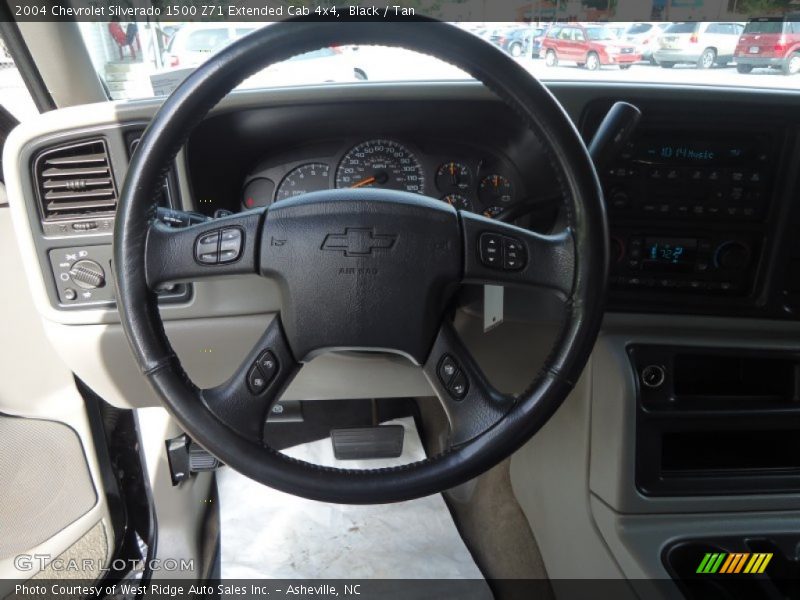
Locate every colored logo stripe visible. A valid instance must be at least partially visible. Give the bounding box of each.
[697,552,773,574]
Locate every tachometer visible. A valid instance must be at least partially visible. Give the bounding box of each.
[335,139,425,194]
[275,163,331,202]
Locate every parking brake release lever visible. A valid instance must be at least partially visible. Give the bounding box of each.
[587,100,642,172]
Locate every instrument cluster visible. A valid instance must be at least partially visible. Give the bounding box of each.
[241,138,522,219]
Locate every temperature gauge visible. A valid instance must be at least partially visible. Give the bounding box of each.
[435,162,472,192]
[479,174,513,205]
[442,194,472,211]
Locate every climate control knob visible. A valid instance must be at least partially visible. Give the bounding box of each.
[69,259,106,290]
[714,241,751,270]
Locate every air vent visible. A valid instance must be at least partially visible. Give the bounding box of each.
[34,139,117,221]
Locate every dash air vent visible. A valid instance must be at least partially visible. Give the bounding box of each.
[34,139,117,221]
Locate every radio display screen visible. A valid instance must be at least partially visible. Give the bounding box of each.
[634,136,758,165]
[643,238,697,271]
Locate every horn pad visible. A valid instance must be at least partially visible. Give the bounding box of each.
[260,189,462,363]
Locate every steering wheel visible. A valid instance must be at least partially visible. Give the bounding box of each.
[115,19,608,504]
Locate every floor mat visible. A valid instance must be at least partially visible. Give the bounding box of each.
[217,417,490,593]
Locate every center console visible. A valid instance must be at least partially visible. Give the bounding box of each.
[581,100,798,319]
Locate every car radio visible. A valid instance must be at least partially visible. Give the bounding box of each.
[602,131,774,222]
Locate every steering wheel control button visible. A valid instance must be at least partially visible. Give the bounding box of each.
[247,349,280,395]
[438,355,459,385]
[479,232,528,271]
[195,231,221,264]
[503,238,527,271]
[479,233,502,267]
[437,354,469,400]
[219,228,244,263]
[449,371,469,399]
[255,350,278,380]
[247,365,268,395]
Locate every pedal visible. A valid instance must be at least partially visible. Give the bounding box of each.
[331,425,404,460]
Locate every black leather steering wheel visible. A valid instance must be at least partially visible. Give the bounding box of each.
[114,19,608,504]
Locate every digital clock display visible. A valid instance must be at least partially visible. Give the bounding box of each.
[643,238,697,271]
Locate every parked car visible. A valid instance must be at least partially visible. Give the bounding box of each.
[491,26,545,58]
[734,16,800,75]
[623,22,671,63]
[163,23,259,68]
[542,23,641,70]
[654,21,745,69]
[163,23,367,84]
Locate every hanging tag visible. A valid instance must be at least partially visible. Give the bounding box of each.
[483,285,504,332]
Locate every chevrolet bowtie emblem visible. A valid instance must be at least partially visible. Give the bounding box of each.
[321,228,397,257]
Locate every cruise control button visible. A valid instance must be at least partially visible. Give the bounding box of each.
[195,231,220,264]
[218,228,243,263]
[199,232,219,246]
[219,249,240,263]
[247,365,268,395]
[198,252,219,264]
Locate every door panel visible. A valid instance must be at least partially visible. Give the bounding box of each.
[0,186,113,583]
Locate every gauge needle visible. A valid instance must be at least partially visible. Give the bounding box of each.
[351,176,376,189]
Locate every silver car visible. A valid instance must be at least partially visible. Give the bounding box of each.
[654,21,744,69]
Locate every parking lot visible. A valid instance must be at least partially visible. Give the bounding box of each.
[517,55,800,89]
[2,39,800,123]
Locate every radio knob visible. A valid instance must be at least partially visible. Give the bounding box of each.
[69,259,106,290]
[714,241,751,270]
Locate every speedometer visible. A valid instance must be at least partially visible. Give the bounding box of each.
[335,139,425,194]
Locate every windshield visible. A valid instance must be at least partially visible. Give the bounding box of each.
[72,18,800,102]
[664,22,698,34]
[586,27,617,41]
[743,20,785,34]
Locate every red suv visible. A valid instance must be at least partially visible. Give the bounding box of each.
[735,17,800,75]
[542,23,641,70]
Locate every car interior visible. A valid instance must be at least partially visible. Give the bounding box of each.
[2,11,800,600]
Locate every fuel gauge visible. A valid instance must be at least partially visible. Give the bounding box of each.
[479,174,513,205]
[436,162,472,192]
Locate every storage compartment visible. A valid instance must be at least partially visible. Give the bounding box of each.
[630,345,800,495]
[673,354,797,400]
[661,430,800,473]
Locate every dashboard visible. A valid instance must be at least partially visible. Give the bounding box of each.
[5,82,800,326]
